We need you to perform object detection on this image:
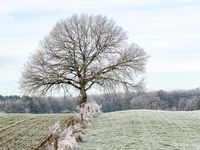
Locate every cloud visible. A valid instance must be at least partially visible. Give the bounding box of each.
[147,60,200,73]
[0,37,39,56]
[0,0,198,15]
[146,71,200,91]
[0,0,200,94]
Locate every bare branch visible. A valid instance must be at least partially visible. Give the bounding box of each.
[20,14,148,105]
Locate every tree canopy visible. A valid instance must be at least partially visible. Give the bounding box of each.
[20,14,147,105]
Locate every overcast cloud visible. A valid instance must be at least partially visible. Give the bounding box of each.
[0,0,200,95]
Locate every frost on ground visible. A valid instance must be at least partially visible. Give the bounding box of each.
[47,101,101,150]
[0,114,68,150]
[78,110,200,150]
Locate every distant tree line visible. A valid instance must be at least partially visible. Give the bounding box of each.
[1,88,200,113]
[130,89,200,111]
[0,96,76,113]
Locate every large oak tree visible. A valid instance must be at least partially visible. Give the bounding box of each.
[20,14,148,106]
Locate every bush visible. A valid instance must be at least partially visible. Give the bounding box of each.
[47,101,101,150]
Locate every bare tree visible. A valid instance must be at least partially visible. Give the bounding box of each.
[20,14,148,106]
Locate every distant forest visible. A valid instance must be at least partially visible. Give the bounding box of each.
[1,89,200,113]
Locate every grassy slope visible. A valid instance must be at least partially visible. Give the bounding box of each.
[0,113,69,150]
[78,110,200,150]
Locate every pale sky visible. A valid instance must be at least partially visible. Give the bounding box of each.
[0,0,200,95]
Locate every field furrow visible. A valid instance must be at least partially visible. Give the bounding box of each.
[0,114,69,150]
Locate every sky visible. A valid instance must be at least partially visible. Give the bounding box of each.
[0,0,200,95]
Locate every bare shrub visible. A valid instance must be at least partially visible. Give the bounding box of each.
[47,101,101,150]
[77,101,101,125]
[58,127,77,150]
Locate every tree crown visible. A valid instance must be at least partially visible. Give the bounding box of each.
[20,14,147,98]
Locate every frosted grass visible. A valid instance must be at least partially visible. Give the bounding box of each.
[78,110,200,150]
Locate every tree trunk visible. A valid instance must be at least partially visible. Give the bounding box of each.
[79,86,87,106]
[79,86,87,126]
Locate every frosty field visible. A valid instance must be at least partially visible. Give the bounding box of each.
[1,110,200,150]
[78,110,200,150]
[0,113,69,150]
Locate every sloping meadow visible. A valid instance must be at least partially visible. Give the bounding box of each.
[78,110,200,150]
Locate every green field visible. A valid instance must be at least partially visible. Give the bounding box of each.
[0,113,69,150]
[78,110,200,150]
